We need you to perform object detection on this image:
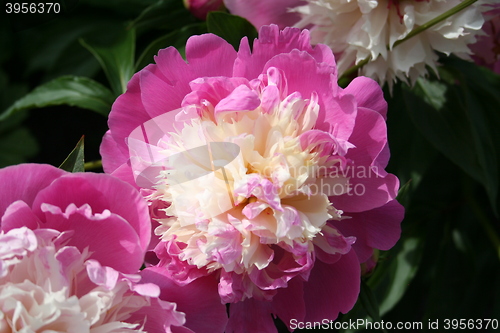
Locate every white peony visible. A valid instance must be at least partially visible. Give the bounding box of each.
[0,227,184,333]
[293,0,488,87]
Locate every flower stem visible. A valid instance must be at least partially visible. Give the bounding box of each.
[392,0,478,49]
[341,56,371,79]
[339,0,479,81]
[84,160,103,170]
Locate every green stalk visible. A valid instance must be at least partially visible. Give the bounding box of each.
[84,160,103,171]
[392,0,478,49]
[339,0,479,81]
[341,56,371,79]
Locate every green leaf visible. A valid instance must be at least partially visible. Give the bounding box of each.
[207,12,258,50]
[0,76,115,120]
[59,136,85,173]
[135,23,207,70]
[359,281,387,333]
[128,0,197,32]
[395,180,412,205]
[0,121,38,168]
[80,28,136,96]
[405,58,500,216]
[368,237,424,316]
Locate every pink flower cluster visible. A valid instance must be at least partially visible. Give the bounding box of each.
[0,25,404,333]
[101,25,404,332]
[0,164,227,332]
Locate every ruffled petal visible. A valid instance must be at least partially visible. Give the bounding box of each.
[303,250,360,322]
[36,202,144,273]
[344,76,388,119]
[330,107,399,212]
[0,164,65,217]
[140,267,228,333]
[1,200,41,231]
[332,200,404,262]
[31,172,151,253]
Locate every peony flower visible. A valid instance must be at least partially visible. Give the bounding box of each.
[0,163,151,274]
[0,227,186,332]
[225,0,489,87]
[0,163,228,332]
[101,25,404,332]
[184,0,225,20]
[470,5,500,74]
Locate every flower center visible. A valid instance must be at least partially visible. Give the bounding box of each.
[149,69,355,301]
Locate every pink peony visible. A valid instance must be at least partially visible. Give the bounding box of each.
[0,163,228,332]
[184,0,225,20]
[470,6,500,74]
[101,25,404,332]
[0,163,150,274]
[0,227,186,332]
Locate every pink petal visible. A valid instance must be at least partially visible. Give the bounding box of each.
[185,33,237,78]
[37,202,145,273]
[139,66,187,119]
[100,130,128,174]
[1,200,41,231]
[140,267,228,333]
[303,250,360,322]
[154,239,210,285]
[317,93,358,146]
[85,259,120,290]
[106,69,153,160]
[0,164,65,217]
[271,277,306,330]
[154,47,198,93]
[130,297,188,333]
[332,200,404,262]
[109,162,139,189]
[181,76,251,121]
[226,297,276,333]
[344,76,388,119]
[329,107,399,212]
[330,171,400,213]
[214,84,261,114]
[260,50,352,142]
[234,25,336,80]
[31,172,151,253]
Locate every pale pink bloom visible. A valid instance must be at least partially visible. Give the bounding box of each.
[0,163,151,274]
[470,6,500,74]
[225,0,489,87]
[0,163,228,332]
[101,25,403,332]
[184,0,225,20]
[0,227,186,332]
